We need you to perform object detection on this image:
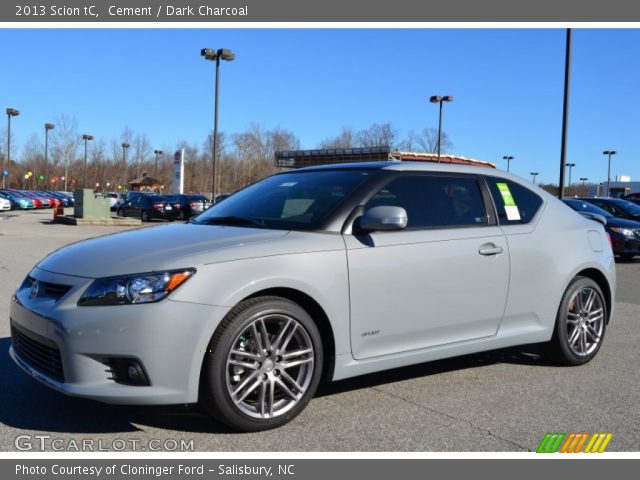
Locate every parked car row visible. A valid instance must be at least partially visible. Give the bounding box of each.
[115,191,212,222]
[563,197,640,260]
[0,189,74,210]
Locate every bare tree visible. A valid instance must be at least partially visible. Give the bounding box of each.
[403,127,453,153]
[318,126,357,149]
[51,114,80,191]
[356,123,399,149]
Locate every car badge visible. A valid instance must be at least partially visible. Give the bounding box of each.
[30,280,40,298]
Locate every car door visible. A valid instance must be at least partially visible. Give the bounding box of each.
[345,173,510,360]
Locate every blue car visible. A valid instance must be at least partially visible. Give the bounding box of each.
[0,190,35,209]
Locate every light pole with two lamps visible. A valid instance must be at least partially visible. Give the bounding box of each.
[530,172,539,185]
[4,108,19,189]
[82,134,94,188]
[503,155,514,172]
[603,150,617,197]
[154,149,164,178]
[429,95,453,162]
[201,47,235,201]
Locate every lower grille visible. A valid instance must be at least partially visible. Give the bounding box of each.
[10,321,65,382]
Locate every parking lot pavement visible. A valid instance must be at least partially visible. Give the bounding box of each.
[1,209,639,451]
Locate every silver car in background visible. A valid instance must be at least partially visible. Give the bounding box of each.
[9,162,615,431]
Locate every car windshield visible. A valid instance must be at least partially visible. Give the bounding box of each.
[193,169,372,230]
[612,199,640,214]
[564,199,612,218]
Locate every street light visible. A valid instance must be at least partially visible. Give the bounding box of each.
[82,134,94,188]
[565,162,576,191]
[603,150,617,197]
[44,123,54,190]
[4,108,19,189]
[122,143,130,190]
[154,149,164,177]
[503,155,514,172]
[429,95,453,162]
[530,172,539,185]
[580,177,588,197]
[201,47,235,199]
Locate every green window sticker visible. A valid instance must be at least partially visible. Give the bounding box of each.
[496,182,521,221]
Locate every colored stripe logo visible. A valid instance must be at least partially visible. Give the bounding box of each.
[537,433,613,453]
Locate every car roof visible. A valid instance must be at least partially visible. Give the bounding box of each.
[293,160,510,178]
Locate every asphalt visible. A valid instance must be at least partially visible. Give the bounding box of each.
[0,209,638,452]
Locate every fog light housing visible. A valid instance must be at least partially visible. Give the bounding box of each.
[108,358,150,386]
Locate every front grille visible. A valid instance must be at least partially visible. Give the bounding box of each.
[11,321,65,382]
[27,276,72,301]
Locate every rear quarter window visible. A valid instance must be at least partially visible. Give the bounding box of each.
[485,177,543,225]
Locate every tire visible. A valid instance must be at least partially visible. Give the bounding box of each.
[545,276,607,366]
[116,208,125,217]
[179,209,187,221]
[141,210,149,222]
[200,296,323,432]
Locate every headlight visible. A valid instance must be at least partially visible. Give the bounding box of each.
[78,269,195,306]
[610,227,635,237]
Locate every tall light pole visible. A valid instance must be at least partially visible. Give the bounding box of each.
[44,123,54,191]
[122,143,130,191]
[82,134,94,188]
[603,150,616,197]
[5,108,19,189]
[503,155,514,172]
[429,95,453,162]
[565,162,576,191]
[201,47,235,200]
[580,177,588,197]
[558,28,572,199]
[530,172,539,185]
[154,149,163,178]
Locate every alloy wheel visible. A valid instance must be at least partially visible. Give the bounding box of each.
[225,314,315,419]
[566,286,605,357]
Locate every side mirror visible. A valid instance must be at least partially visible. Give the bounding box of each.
[359,206,408,232]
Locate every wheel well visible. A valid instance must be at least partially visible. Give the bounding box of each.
[244,288,336,380]
[577,268,612,323]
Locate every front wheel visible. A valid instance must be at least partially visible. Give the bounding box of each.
[545,276,607,366]
[200,296,323,431]
[116,208,125,217]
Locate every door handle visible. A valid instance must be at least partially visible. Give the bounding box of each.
[478,243,504,256]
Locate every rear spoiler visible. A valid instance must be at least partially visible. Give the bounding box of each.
[578,211,607,226]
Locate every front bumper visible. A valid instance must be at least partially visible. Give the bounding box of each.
[611,234,640,257]
[9,267,229,405]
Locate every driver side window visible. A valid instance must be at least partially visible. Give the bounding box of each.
[365,175,489,229]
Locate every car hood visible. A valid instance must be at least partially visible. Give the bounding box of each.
[607,217,640,229]
[37,223,292,278]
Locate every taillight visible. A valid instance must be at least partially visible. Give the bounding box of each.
[153,203,163,209]
[190,202,198,208]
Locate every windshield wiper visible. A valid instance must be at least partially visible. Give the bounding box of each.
[196,216,266,228]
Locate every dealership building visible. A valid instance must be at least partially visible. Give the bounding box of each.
[274,146,495,169]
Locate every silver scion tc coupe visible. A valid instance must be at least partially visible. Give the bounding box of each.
[10,162,615,431]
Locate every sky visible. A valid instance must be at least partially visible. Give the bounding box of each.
[0,28,639,185]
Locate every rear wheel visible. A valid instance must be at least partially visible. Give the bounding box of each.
[200,296,323,432]
[116,207,125,217]
[141,210,149,222]
[545,276,607,365]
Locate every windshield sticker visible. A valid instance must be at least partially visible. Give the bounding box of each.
[497,182,521,221]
